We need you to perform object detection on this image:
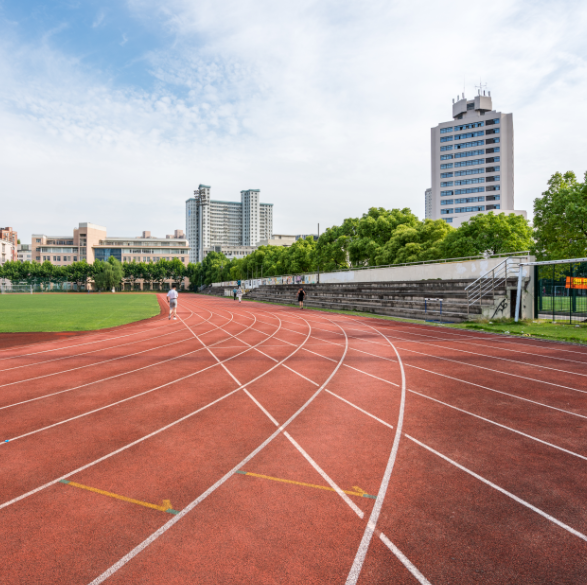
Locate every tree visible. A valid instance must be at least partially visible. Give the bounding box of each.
[440,212,533,258]
[93,258,124,291]
[66,261,94,290]
[533,171,587,260]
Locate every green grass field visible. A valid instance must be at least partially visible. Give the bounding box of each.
[0,294,161,332]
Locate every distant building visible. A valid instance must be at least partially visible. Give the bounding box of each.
[0,227,17,261]
[186,185,274,263]
[257,234,318,247]
[424,188,432,219]
[430,91,526,228]
[17,244,32,262]
[31,223,188,265]
[1,239,15,266]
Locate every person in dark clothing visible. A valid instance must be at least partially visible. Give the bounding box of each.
[297,287,306,309]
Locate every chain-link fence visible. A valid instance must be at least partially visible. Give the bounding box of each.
[535,262,587,322]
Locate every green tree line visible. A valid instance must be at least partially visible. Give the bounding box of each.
[0,257,188,291]
[188,209,533,286]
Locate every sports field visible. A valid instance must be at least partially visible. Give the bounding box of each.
[0,294,160,332]
[0,294,586,584]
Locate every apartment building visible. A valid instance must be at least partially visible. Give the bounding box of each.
[186,185,274,263]
[430,92,526,228]
[0,227,17,261]
[424,188,432,219]
[32,223,188,265]
[1,239,15,266]
[17,244,32,262]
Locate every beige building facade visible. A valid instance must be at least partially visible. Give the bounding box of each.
[32,223,188,265]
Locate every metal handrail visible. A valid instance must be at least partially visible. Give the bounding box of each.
[465,256,530,316]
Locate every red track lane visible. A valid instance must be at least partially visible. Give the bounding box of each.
[1,294,586,584]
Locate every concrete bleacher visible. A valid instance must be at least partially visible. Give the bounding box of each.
[243,279,515,322]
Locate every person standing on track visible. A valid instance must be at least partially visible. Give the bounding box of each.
[167,284,179,320]
[237,286,243,303]
[233,286,237,301]
[297,286,306,309]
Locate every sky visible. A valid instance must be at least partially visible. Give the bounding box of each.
[1,0,587,243]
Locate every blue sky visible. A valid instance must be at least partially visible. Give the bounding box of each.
[2,0,587,242]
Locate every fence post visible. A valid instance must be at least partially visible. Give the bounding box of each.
[569,262,573,324]
[439,300,442,324]
[552,264,555,322]
[514,266,523,323]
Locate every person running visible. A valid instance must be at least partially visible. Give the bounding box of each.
[297,286,306,309]
[237,286,243,303]
[233,286,237,301]
[167,284,179,320]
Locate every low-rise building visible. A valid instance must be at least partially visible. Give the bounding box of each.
[31,223,188,265]
[0,227,18,261]
[1,239,15,266]
[17,244,32,262]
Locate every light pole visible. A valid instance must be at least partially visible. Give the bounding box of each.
[317,223,320,284]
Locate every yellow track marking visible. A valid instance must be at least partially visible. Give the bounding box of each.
[237,471,375,498]
[61,480,176,513]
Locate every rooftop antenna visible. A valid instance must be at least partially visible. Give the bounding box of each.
[476,78,488,96]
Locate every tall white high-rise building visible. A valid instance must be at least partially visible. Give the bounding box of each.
[429,92,526,228]
[186,185,274,263]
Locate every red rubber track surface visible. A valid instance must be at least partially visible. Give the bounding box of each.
[0,294,586,584]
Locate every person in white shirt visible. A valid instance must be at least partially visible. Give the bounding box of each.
[167,284,179,320]
[237,286,243,303]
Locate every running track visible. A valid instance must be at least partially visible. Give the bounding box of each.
[0,294,586,584]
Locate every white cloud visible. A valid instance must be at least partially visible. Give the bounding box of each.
[1,0,587,244]
[92,10,105,29]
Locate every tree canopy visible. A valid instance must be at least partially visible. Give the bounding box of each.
[533,171,587,260]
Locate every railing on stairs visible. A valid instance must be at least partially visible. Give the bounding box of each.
[465,256,528,317]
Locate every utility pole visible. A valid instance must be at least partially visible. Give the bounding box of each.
[317,223,320,284]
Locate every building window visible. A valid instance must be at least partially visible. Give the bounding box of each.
[467,103,474,110]
[454,131,484,140]
[486,185,501,192]
[440,190,454,196]
[485,175,500,182]
[486,195,501,201]
[454,158,485,168]
[444,218,453,223]
[455,187,485,195]
[440,127,454,134]
[440,145,453,152]
[441,199,454,205]
[455,205,485,213]
[440,136,453,143]
[455,178,484,185]
[440,181,454,187]
[485,128,500,135]
[440,154,453,160]
[485,137,500,145]
[441,209,453,214]
[486,156,500,163]
[455,168,484,177]
[486,204,501,210]
[454,149,485,159]
[455,196,485,204]
[485,118,500,126]
[454,121,484,131]
[455,140,484,150]
[440,172,453,178]
[486,147,501,154]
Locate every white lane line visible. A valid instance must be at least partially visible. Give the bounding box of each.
[406,434,587,544]
[0,309,231,389]
[284,432,365,519]
[0,307,201,373]
[0,310,230,412]
[346,326,407,585]
[326,390,394,430]
[0,306,308,510]
[407,389,587,462]
[87,309,348,585]
[0,300,196,361]
[379,532,432,585]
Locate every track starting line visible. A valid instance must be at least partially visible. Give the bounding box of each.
[59,480,179,514]
[236,470,376,499]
